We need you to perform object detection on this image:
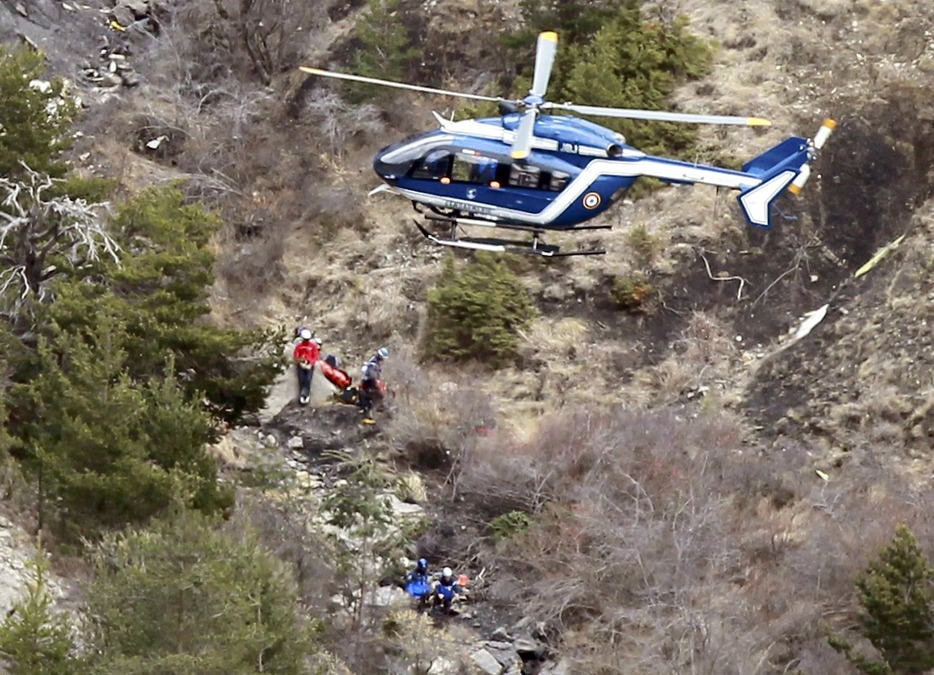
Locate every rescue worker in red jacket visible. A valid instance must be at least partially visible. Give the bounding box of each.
[293,329,321,405]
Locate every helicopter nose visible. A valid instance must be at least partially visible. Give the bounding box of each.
[373,149,405,183]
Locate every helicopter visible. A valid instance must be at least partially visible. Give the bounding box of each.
[300,31,835,257]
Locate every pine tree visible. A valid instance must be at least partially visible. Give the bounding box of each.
[560,5,713,156]
[85,512,314,674]
[423,254,535,367]
[20,319,231,538]
[42,186,281,426]
[0,552,79,675]
[0,46,76,179]
[345,0,419,104]
[831,524,934,674]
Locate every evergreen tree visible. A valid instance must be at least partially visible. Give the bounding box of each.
[502,0,714,157]
[423,254,535,367]
[503,0,617,92]
[830,524,934,674]
[0,46,76,179]
[560,4,713,156]
[42,186,281,425]
[345,0,419,103]
[0,552,79,675]
[84,512,314,674]
[19,318,231,538]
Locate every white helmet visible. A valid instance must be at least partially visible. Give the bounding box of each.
[299,328,312,340]
[377,347,390,359]
[442,567,453,577]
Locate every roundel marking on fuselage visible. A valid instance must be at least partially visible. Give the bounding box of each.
[582,192,602,210]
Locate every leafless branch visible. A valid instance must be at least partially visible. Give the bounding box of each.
[0,163,117,323]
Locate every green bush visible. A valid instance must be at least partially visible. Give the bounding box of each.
[626,223,664,267]
[423,254,536,367]
[489,510,533,541]
[17,319,232,539]
[343,0,419,104]
[42,185,282,425]
[609,272,653,313]
[0,553,78,675]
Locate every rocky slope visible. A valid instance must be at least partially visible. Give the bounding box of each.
[3,0,934,670]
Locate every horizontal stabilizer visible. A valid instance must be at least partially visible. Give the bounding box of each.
[742,137,809,177]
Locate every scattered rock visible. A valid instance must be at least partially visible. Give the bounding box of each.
[367,585,409,607]
[111,5,135,27]
[396,471,427,504]
[470,648,503,675]
[483,640,521,670]
[120,69,140,87]
[287,436,304,450]
[426,656,460,674]
[490,626,510,642]
[388,494,425,520]
[539,658,572,675]
[513,636,546,657]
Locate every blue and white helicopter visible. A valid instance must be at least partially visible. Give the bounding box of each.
[301,31,835,257]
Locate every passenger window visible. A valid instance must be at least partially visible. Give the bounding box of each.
[548,171,570,191]
[452,153,498,184]
[509,164,541,188]
[412,150,452,179]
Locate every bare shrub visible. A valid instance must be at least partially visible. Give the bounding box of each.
[458,407,915,671]
[229,493,335,608]
[215,215,288,294]
[631,310,739,403]
[476,409,749,670]
[302,90,386,158]
[165,0,321,86]
[458,407,743,519]
[386,350,496,472]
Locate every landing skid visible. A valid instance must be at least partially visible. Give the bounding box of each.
[414,212,607,258]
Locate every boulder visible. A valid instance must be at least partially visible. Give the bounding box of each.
[470,648,502,675]
[483,640,521,670]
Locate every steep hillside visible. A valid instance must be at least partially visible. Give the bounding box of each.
[3,0,934,671]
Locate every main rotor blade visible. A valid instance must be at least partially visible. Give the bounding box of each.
[299,67,503,103]
[510,109,537,159]
[548,102,771,127]
[530,31,558,98]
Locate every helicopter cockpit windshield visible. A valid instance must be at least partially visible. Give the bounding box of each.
[374,133,454,180]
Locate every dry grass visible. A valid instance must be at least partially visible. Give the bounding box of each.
[630,310,740,404]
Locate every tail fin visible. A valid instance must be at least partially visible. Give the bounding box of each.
[737,170,800,228]
[737,119,836,228]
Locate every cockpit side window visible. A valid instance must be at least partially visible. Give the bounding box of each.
[452,153,499,184]
[548,171,570,191]
[411,150,453,180]
[509,164,541,188]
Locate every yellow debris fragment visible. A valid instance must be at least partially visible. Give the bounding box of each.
[854,234,905,278]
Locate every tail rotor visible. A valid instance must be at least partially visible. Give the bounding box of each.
[788,118,836,195]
